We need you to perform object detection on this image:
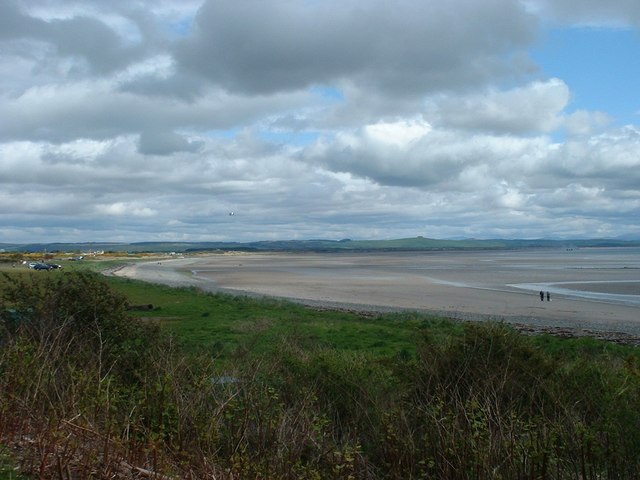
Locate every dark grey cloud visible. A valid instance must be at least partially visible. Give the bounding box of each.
[0,1,147,77]
[530,0,640,26]
[0,2,43,39]
[138,130,203,155]
[47,16,141,74]
[118,71,206,101]
[175,0,537,96]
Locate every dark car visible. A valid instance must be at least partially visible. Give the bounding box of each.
[33,263,53,270]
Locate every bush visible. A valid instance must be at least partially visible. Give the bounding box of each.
[0,272,175,477]
[2,274,640,478]
[1,271,161,384]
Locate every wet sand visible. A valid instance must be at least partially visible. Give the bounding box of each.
[112,248,640,335]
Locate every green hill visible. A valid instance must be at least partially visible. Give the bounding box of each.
[4,236,640,253]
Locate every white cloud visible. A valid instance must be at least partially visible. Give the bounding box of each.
[0,0,639,242]
[552,126,640,179]
[363,118,432,148]
[426,79,569,133]
[96,202,156,217]
[424,78,611,135]
[307,123,553,190]
[562,110,612,136]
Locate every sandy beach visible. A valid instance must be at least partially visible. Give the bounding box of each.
[111,248,640,335]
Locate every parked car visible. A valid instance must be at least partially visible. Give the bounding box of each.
[33,263,54,270]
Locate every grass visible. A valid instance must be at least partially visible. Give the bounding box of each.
[531,331,638,362]
[104,275,443,359]
[0,447,27,480]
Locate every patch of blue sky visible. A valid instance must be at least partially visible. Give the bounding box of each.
[310,85,345,102]
[531,27,640,126]
[258,130,320,146]
[164,15,195,39]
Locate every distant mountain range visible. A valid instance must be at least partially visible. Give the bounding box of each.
[2,237,640,253]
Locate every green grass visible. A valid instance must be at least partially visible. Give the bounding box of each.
[0,447,27,480]
[104,275,442,359]
[530,332,638,361]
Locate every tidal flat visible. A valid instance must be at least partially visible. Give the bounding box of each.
[114,247,640,334]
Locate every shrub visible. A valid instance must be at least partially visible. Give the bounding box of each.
[2,274,640,478]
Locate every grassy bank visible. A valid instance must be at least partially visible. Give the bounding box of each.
[106,274,460,360]
[1,268,640,478]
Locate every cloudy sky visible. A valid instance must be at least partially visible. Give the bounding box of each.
[1,0,639,243]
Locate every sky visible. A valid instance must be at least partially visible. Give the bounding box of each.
[1,0,640,244]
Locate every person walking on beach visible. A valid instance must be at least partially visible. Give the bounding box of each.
[540,291,544,301]
[546,291,551,301]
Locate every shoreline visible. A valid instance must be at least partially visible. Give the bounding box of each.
[107,251,640,344]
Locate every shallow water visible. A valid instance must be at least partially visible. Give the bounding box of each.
[509,281,640,306]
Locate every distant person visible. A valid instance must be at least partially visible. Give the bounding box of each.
[546,291,551,302]
[540,291,544,301]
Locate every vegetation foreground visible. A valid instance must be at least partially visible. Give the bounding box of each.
[1,269,640,479]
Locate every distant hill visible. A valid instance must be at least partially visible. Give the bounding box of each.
[3,237,640,253]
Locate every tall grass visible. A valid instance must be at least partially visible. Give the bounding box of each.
[1,271,639,478]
